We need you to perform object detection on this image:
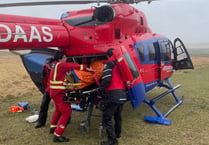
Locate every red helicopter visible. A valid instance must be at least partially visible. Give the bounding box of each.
[0,0,193,128]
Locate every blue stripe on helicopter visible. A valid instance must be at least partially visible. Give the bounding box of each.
[144,81,158,92]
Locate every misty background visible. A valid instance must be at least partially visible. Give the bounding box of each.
[0,0,208,48]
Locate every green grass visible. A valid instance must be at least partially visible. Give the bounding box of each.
[1,65,209,145]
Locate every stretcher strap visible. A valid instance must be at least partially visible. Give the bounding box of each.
[92,73,100,86]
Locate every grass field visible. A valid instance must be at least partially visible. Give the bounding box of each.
[0,52,209,145]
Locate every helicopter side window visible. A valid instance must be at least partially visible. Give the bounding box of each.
[160,41,171,61]
[136,45,145,62]
[148,43,156,61]
[124,52,139,79]
[64,16,93,27]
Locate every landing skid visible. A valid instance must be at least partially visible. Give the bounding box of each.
[143,78,183,125]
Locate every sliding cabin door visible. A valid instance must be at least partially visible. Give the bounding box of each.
[134,39,159,92]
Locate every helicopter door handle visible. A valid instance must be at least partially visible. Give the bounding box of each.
[127,79,136,87]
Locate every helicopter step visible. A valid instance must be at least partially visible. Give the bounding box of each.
[143,78,183,125]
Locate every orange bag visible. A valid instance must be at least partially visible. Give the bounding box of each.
[11,106,24,112]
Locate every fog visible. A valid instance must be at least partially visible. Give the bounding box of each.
[0,0,208,45]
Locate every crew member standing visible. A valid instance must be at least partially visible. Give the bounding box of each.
[35,58,53,128]
[99,48,127,145]
[49,51,88,142]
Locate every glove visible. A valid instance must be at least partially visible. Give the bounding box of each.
[97,100,106,111]
[98,87,105,97]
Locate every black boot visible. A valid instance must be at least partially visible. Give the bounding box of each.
[49,128,55,134]
[116,134,121,138]
[101,139,118,145]
[35,123,45,128]
[53,136,70,142]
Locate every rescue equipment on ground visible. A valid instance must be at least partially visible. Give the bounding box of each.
[25,114,39,123]
[71,104,84,111]
[10,106,24,112]
[18,102,29,110]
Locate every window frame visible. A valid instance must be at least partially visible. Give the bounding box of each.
[148,43,157,61]
[160,41,172,61]
[123,52,139,80]
[136,44,145,62]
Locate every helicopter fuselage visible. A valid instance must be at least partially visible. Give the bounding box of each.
[0,3,193,110]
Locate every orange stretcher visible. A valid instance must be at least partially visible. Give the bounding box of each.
[65,60,104,90]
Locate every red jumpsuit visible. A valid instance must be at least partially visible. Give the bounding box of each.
[50,62,84,137]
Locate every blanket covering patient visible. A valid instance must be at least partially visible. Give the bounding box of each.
[65,60,104,90]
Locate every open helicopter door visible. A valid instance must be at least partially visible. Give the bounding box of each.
[115,46,145,109]
[173,38,194,70]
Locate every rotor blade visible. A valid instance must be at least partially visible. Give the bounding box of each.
[128,0,159,4]
[0,0,109,8]
[0,0,159,8]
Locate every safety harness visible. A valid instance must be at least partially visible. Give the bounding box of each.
[50,63,67,90]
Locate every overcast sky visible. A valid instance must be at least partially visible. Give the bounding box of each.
[0,0,208,44]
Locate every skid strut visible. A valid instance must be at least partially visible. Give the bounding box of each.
[143,78,183,125]
[79,89,104,137]
[80,102,104,138]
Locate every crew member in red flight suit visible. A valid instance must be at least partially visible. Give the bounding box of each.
[35,58,54,128]
[98,48,127,145]
[49,51,90,142]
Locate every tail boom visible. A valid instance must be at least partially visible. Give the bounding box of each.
[0,14,70,49]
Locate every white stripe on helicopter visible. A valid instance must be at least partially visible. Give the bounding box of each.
[0,24,53,43]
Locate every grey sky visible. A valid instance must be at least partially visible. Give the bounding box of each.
[0,0,208,44]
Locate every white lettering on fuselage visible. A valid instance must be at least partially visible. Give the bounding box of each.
[0,24,12,42]
[162,65,173,72]
[29,26,42,42]
[0,24,53,43]
[42,27,53,42]
[13,25,27,42]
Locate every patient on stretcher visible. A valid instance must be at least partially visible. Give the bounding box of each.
[65,60,104,90]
